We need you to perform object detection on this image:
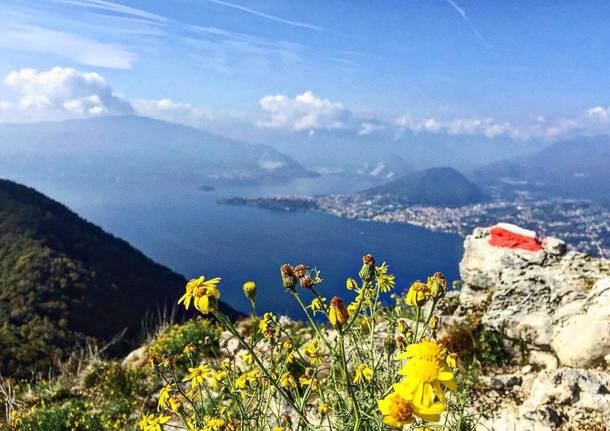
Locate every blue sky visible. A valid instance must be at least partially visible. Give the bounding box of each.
[1,0,610,140]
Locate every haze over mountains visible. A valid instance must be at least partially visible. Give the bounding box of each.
[243,127,548,175]
[0,114,608,207]
[0,116,313,186]
[471,135,610,205]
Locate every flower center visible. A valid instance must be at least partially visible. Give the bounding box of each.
[389,397,413,421]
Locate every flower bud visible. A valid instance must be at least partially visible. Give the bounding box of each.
[293,264,313,289]
[428,272,447,298]
[429,315,439,331]
[280,264,297,289]
[242,281,257,301]
[358,254,376,282]
[328,296,349,329]
[383,335,396,356]
[396,335,407,351]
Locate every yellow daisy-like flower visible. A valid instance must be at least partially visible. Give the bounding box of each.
[182,364,213,390]
[310,297,326,315]
[377,391,414,428]
[157,386,171,411]
[303,338,322,364]
[178,276,221,314]
[209,371,228,391]
[280,372,296,389]
[376,262,396,292]
[353,363,374,384]
[318,402,330,416]
[138,414,171,431]
[405,281,429,307]
[395,340,456,422]
[202,418,225,431]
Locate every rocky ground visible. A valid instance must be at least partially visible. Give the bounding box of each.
[451,226,610,431]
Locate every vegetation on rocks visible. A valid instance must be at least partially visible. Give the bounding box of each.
[2,255,478,430]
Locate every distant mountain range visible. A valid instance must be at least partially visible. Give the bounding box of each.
[0,116,314,186]
[244,127,547,174]
[0,179,238,375]
[471,135,610,205]
[361,166,487,207]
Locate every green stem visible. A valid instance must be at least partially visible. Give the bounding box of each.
[338,329,361,431]
[213,311,314,429]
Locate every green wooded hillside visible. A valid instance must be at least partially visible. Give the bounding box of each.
[0,179,235,375]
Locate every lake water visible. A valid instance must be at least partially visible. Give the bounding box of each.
[26,176,464,318]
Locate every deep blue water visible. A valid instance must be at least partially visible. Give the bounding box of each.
[25,177,464,318]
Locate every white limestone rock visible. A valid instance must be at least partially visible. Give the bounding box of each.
[459,226,610,367]
[551,278,610,368]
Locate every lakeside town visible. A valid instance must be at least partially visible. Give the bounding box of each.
[222,192,610,257]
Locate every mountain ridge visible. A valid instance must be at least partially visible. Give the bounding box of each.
[361,166,487,207]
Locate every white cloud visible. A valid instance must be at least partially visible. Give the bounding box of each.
[133,98,211,127]
[1,66,133,121]
[257,91,351,131]
[0,23,137,69]
[358,122,384,135]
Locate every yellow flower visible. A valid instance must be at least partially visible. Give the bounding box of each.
[310,297,325,315]
[258,312,277,336]
[242,281,257,300]
[169,395,182,413]
[280,372,296,389]
[346,277,358,290]
[183,342,196,355]
[203,418,225,431]
[304,339,322,365]
[157,386,171,411]
[395,340,456,422]
[235,369,260,389]
[299,375,320,390]
[328,296,349,328]
[376,262,396,292]
[377,273,396,293]
[178,276,221,314]
[377,392,414,428]
[182,364,213,389]
[241,352,254,366]
[318,402,330,416]
[353,363,374,384]
[446,352,458,370]
[405,281,429,307]
[209,371,228,391]
[138,414,171,431]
